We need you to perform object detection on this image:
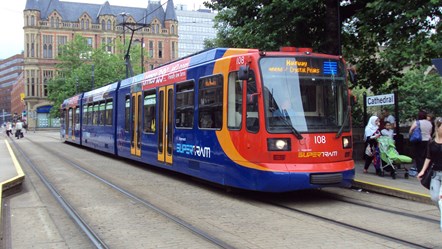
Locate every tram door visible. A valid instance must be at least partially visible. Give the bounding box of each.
[158,85,174,164]
[65,108,71,139]
[67,107,75,140]
[130,92,142,156]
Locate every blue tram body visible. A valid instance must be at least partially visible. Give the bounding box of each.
[81,82,119,154]
[61,47,355,192]
[60,93,83,145]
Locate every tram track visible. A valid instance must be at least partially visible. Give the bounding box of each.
[10,136,236,249]
[258,199,431,249]
[8,132,442,248]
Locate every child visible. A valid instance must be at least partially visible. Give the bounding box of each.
[381,121,394,138]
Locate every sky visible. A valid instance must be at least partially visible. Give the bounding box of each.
[0,0,207,59]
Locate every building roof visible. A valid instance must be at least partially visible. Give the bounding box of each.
[24,0,177,25]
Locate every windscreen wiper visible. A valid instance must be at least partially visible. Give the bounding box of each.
[336,106,350,138]
[276,114,304,140]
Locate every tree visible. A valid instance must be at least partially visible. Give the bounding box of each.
[47,35,142,117]
[204,0,441,90]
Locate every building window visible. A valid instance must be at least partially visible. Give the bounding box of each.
[30,34,35,58]
[171,25,175,34]
[50,17,54,27]
[158,41,162,58]
[57,35,68,56]
[171,42,176,59]
[43,35,53,58]
[56,17,60,28]
[149,41,154,58]
[86,37,93,48]
[31,16,35,26]
[101,20,105,30]
[107,20,112,30]
[43,70,53,97]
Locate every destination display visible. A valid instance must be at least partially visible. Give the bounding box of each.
[262,57,343,77]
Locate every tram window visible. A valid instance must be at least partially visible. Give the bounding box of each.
[246,71,259,132]
[87,104,93,125]
[82,105,87,125]
[68,108,73,130]
[125,96,130,131]
[75,107,80,130]
[105,100,113,126]
[60,109,65,126]
[99,102,106,125]
[143,91,156,133]
[198,74,223,129]
[176,81,194,128]
[93,103,99,125]
[228,72,243,130]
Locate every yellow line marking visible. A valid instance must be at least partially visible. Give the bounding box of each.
[354,179,430,198]
[1,139,25,240]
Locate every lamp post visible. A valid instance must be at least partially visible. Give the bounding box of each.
[119,12,129,46]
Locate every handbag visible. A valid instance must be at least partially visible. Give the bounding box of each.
[409,120,422,143]
[365,144,373,157]
[420,166,433,190]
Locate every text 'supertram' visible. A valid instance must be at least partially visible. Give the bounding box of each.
[61,47,355,192]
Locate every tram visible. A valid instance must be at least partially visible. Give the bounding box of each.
[61,47,355,192]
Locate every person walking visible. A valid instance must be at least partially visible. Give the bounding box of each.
[363,116,382,175]
[417,117,442,231]
[5,122,12,137]
[409,110,433,172]
[15,119,24,139]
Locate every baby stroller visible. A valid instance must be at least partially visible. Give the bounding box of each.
[377,136,412,179]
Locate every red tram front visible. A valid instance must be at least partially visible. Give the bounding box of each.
[213,48,354,191]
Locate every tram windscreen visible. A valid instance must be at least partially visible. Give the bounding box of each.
[260,57,350,133]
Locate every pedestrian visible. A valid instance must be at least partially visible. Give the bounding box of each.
[15,119,24,139]
[417,117,442,231]
[409,110,433,172]
[363,116,382,175]
[380,109,396,130]
[6,122,12,137]
[381,121,394,138]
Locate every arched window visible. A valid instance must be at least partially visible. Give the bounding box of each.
[107,20,111,30]
[43,44,48,58]
[26,16,29,26]
[31,16,35,26]
[86,20,89,29]
[102,20,105,30]
[81,19,84,29]
[56,17,60,28]
[48,44,53,58]
[50,17,54,27]
[171,25,175,34]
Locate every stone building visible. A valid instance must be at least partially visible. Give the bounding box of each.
[23,0,178,128]
[0,54,24,123]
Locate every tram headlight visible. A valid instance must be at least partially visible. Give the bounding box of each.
[342,136,352,149]
[267,138,291,151]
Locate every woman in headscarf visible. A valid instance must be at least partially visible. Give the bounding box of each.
[363,115,382,175]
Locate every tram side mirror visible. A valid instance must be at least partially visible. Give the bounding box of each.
[238,65,249,81]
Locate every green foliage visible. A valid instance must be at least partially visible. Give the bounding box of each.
[47,35,143,117]
[392,67,442,121]
[205,0,333,52]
